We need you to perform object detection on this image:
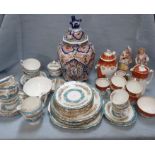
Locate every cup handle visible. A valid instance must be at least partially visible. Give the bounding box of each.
[95,64,99,70]
[147,69,154,84]
[20,59,24,66]
[16,105,21,111]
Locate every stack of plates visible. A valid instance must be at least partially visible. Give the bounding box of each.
[0,76,21,117]
[48,81,103,129]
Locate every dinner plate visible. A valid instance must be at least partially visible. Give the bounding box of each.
[55,81,93,110]
[49,87,103,123]
[104,101,137,127]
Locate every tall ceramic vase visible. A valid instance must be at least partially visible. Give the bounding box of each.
[57,16,95,81]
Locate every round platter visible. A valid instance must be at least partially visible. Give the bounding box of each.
[49,87,103,124]
[20,71,47,85]
[48,103,103,129]
[104,101,137,127]
[55,81,93,110]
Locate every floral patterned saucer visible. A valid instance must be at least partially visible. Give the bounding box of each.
[20,71,47,85]
[104,101,137,127]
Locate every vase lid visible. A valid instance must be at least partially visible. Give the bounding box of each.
[63,16,88,45]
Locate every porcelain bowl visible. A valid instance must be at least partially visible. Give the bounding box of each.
[23,77,52,97]
[95,78,110,91]
[137,96,155,117]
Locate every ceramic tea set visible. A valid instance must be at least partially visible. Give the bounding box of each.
[0,16,154,129]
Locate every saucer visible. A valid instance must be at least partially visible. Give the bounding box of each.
[20,71,47,85]
[104,101,137,127]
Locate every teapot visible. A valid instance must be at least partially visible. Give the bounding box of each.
[96,49,118,78]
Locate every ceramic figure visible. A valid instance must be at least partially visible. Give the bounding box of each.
[135,48,149,65]
[118,46,132,71]
[58,16,95,81]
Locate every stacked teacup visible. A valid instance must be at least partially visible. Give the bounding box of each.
[0,75,20,117]
[20,58,41,85]
[110,89,130,120]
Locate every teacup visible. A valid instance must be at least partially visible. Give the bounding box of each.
[20,58,41,75]
[17,96,43,121]
[95,78,110,91]
[126,79,143,101]
[110,75,127,90]
[110,89,129,119]
[114,70,130,80]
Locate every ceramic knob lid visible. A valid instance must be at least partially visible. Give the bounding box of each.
[48,60,61,71]
[63,16,88,44]
[100,49,116,62]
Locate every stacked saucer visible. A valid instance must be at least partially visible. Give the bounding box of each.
[20,58,47,85]
[48,81,103,129]
[0,76,21,117]
[104,89,136,126]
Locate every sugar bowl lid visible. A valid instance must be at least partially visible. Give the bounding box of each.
[63,16,88,45]
[100,49,116,62]
[131,64,149,74]
[47,60,61,71]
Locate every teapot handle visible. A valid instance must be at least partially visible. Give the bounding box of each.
[147,69,154,84]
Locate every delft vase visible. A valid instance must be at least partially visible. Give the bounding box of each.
[57,16,95,81]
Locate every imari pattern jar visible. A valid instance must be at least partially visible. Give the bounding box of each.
[57,16,95,81]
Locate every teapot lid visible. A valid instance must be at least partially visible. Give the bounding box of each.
[100,49,116,62]
[63,16,88,45]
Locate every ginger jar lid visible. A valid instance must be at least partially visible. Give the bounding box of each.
[100,49,116,62]
[63,16,88,45]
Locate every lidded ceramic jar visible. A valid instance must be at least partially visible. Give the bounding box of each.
[57,16,95,81]
[130,64,154,94]
[96,49,118,78]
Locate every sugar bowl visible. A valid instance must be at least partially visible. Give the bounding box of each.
[130,64,154,94]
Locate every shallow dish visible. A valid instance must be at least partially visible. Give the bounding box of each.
[137,96,155,117]
[20,71,47,85]
[23,77,52,97]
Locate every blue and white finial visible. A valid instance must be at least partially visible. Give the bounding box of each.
[70,16,82,29]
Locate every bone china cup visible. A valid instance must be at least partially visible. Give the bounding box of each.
[137,96,155,117]
[17,97,43,121]
[95,78,110,91]
[110,75,127,90]
[20,58,41,73]
[126,80,143,101]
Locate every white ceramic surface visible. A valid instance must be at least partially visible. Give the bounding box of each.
[21,58,41,71]
[96,78,110,88]
[126,80,143,94]
[137,96,155,115]
[55,81,93,110]
[111,75,127,88]
[23,77,52,97]
[110,89,129,106]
